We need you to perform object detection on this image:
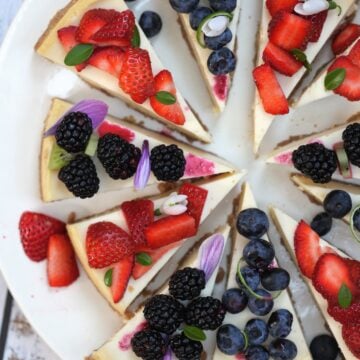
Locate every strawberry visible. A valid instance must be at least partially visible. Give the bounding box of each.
[348,39,360,68]
[328,56,360,101]
[111,256,134,303]
[91,10,135,48]
[302,11,328,43]
[88,47,125,77]
[178,183,208,227]
[47,234,79,287]
[119,48,155,104]
[346,258,360,289]
[262,42,302,76]
[19,211,66,262]
[252,64,289,115]
[150,70,185,125]
[332,23,360,55]
[294,220,334,278]
[145,214,197,249]
[268,12,311,51]
[342,322,360,358]
[121,199,154,249]
[86,221,134,268]
[328,302,360,325]
[265,0,298,17]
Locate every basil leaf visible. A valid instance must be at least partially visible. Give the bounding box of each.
[328,1,342,15]
[136,252,153,266]
[104,269,113,287]
[132,25,141,48]
[155,91,177,105]
[338,283,352,309]
[64,44,94,66]
[154,208,162,216]
[291,49,312,71]
[324,68,346,90]
[183,326,206,342]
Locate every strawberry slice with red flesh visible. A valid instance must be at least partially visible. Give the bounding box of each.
[302,11,328,43]
[253,64,289,115]
[347,258,360,289]
[88,47,125,77]
[121,199,154,250]
[178,183,208,227]
[342,322,360,358]
[47,234,79,287]
[145,214,197,249]
[328,56,360,101]
[332,23,360,55]
[86,221,134,269]
[268,12,311,51]
[348,39,360,68]
[111,255,134,303]
[265,0,298,17]
[328,302,360,325]
[263,42,302,76]
[19,211,66,262]
[294,220,334,278]
[150,70,185,125]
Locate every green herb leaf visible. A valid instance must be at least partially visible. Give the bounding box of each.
[136,252,153,266]
[328,1,342,15]
[85,134,99,157]
[104,269,113,287]
[291,48,312,71]
[338,283,352,308]
[132,25,141,48]
[154,208,162,216]
[155,91,177,105]
[64,44,94,66]
[324,68,346,90]
[183,326,206,342]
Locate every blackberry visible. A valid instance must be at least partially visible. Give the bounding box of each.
[170,333,203,360]
[150,144,186,181]
[131,329,167,360]
[169,267,206,301]
[97,134,141,180]
[143,294,185,334]
[292,143,337,183]
[55,112,93,153]
[58,154,99,198]
[185,296,226,330]
[343,123,360,167]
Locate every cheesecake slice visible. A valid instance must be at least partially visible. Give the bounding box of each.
[41,98,236,202]
[212,183,311,359]
[89,225,230,360]
[270,207,358,359]
[35,0,211,143]
[66,172,244,317]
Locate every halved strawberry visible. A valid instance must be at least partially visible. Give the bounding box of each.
[265,0,298,17]
[47,234,79,287]
[19,211,66,262]
[253,64,289,115]
[328,56,360,101]
[302,11,328,43]
[150,70,185,125]
[347,258,360,288]
[86,221,134,268]
[121,199,154,249]
[262,42,302,76]
[342,322,360,358]
[294,220,334,278]
[88,47,125,77]
[268,12,311,51]
[348,39,360,68]
[332,23,360,55]
[145,214,197,249]
[328,302,360,325]
[111,256,134,303]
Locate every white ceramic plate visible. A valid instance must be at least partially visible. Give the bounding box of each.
[0,0,360,358]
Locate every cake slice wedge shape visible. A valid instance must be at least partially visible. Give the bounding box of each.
[35,0,211,143]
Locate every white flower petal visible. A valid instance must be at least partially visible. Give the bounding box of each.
[202,16,229,37]
[294,0,329,15]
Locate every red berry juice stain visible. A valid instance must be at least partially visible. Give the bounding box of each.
[213,75,228,101]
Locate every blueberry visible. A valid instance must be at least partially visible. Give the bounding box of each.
[243,239,275,269]
[236,266,260,291]
[209,0,237,12]
[310,212,332,236]
[310,334,339,360]
[246,345,270,360]
[207,48,236,75]
[169,0,199,13]
[269,339,297,360]
[247,289,274,316]
[139,11,162,38]
[204,28,233,50]
[236,208,269,239]
[217,324,246,355]
[222,288,248,314]
[354,208,360,231]
[260,268,290,291]
[189,7,213,30]
[267,309,293,338]
[244,319,269,345]
[324,190,352,218]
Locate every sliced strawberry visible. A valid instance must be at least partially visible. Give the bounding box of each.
[47,234,79,287]
[145,214,197,249]
[86,221,134,268]
[348,39,360,68]
[97,121,135,142]
[328,302,360,325]
[265,0,298,17]
[88,47,125,77]
[302,11,328,42]
[111,256,134,303]
[268,12,311,51]
[332,23,360,55]
[150,70,185,125]
[262,42,302,76]
[328,56,360,101]
[253,64,289,115]
[119,48,155,104]
[19,212,66,262]
[121,199,154,249]
[178,183,208,227]
[347,258,360,289]
[342,322,360,358]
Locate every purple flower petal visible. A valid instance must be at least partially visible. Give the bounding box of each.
[199,233,225,281]
[44,99,108,136]
[134,140,150,190]
[163,347,173,360]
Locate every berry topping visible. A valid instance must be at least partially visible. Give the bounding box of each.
[243,239,275,270]
[302,11,328,42]
[327,301,360,325]
[88,46,125,77]
[260,267,290,291]
[209,0,237,12]
[246,345,270,360]
[267,309,293,338]
[111,256,134,303]
[207,48,236,75]
[190,7,213,30]
[236,208,269,239]
[244,318,269,345]
[204,29,233,50]
[247,289,274,316]
[169,0,200,13]
[221,288,248,313]
[311,212,332,236]
[348,39,360,67]
[310,334,339,360]
[139,11,162,38]
[332,23,360,55]
[217,324,246,355]
[236,266,261,291]
[170,333,203,360]
[342,322,360,358]
[266,0,298,17]
[269,339,297,360]
[131,329,167,360]
[343,123,360,167]
[323,190,352,218]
